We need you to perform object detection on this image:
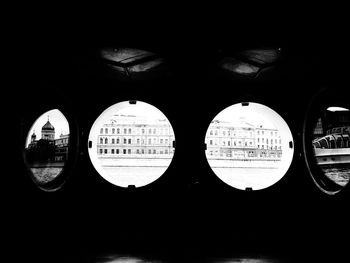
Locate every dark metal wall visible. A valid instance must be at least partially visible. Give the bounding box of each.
[6,25,350,262]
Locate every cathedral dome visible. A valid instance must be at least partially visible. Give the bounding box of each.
[42,120,55,131]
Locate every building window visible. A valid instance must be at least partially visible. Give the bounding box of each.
[153,150,156,154]
[153,128,156,134]
[149,128,152,134]
[111,149,115,154]
[128,149,131,154]
[136,149,140,154]
[124,138,127,144]
[100,149,103,154]
[116,149,119,154]
[165,149,168,154]
[112,128,115,134]
[105,128,108,134]
[142,128,145,134]
[148,149,152,154]
[128,128,132,134]
[112,138,115,144]
[142,149,145,154]
[100,128,103,134]
[128,139,131,144]
[137,138,140,144]
[160,139,163,144]
[148,138,152,145]
[117,128,120,134]
[105,138,108,144]
[117,138,120,144]
[100,138,103,144]
[104,149,107,154]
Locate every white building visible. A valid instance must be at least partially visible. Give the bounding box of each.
[206,120,282,160]
[97,115,175,158]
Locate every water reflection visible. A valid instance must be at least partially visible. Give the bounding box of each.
[93,255,161,263]
[321,165,350,187]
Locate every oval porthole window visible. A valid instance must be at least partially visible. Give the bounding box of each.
[24,109,70,189]
[304,94,350,195]
[88,101,175,188]
[205,102,294,191]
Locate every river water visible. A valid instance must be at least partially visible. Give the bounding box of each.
[29,165,350,189]
[30,167,63,184]
[212,167,282,190]
[321,165,350,187]
[102,166,168,187]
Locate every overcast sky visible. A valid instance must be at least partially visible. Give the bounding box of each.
[112,102,167,120]
[214,103,276,129]
[25,109,70,147]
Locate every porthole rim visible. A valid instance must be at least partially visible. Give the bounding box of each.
[87,99,177,189]
[302,87,350,196]
[204,101,295,192]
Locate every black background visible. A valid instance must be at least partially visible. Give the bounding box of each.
[4,10,350,262]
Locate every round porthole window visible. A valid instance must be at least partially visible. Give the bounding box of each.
[88,101,176,188]
[205,102,294,191]
[304,90,350,195]
[23,109,71,190]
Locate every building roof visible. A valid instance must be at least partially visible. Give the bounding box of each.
[42,120,55,130]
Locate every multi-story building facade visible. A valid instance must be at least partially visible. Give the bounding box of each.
[206,120,282,160]
[97,115,175,158]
